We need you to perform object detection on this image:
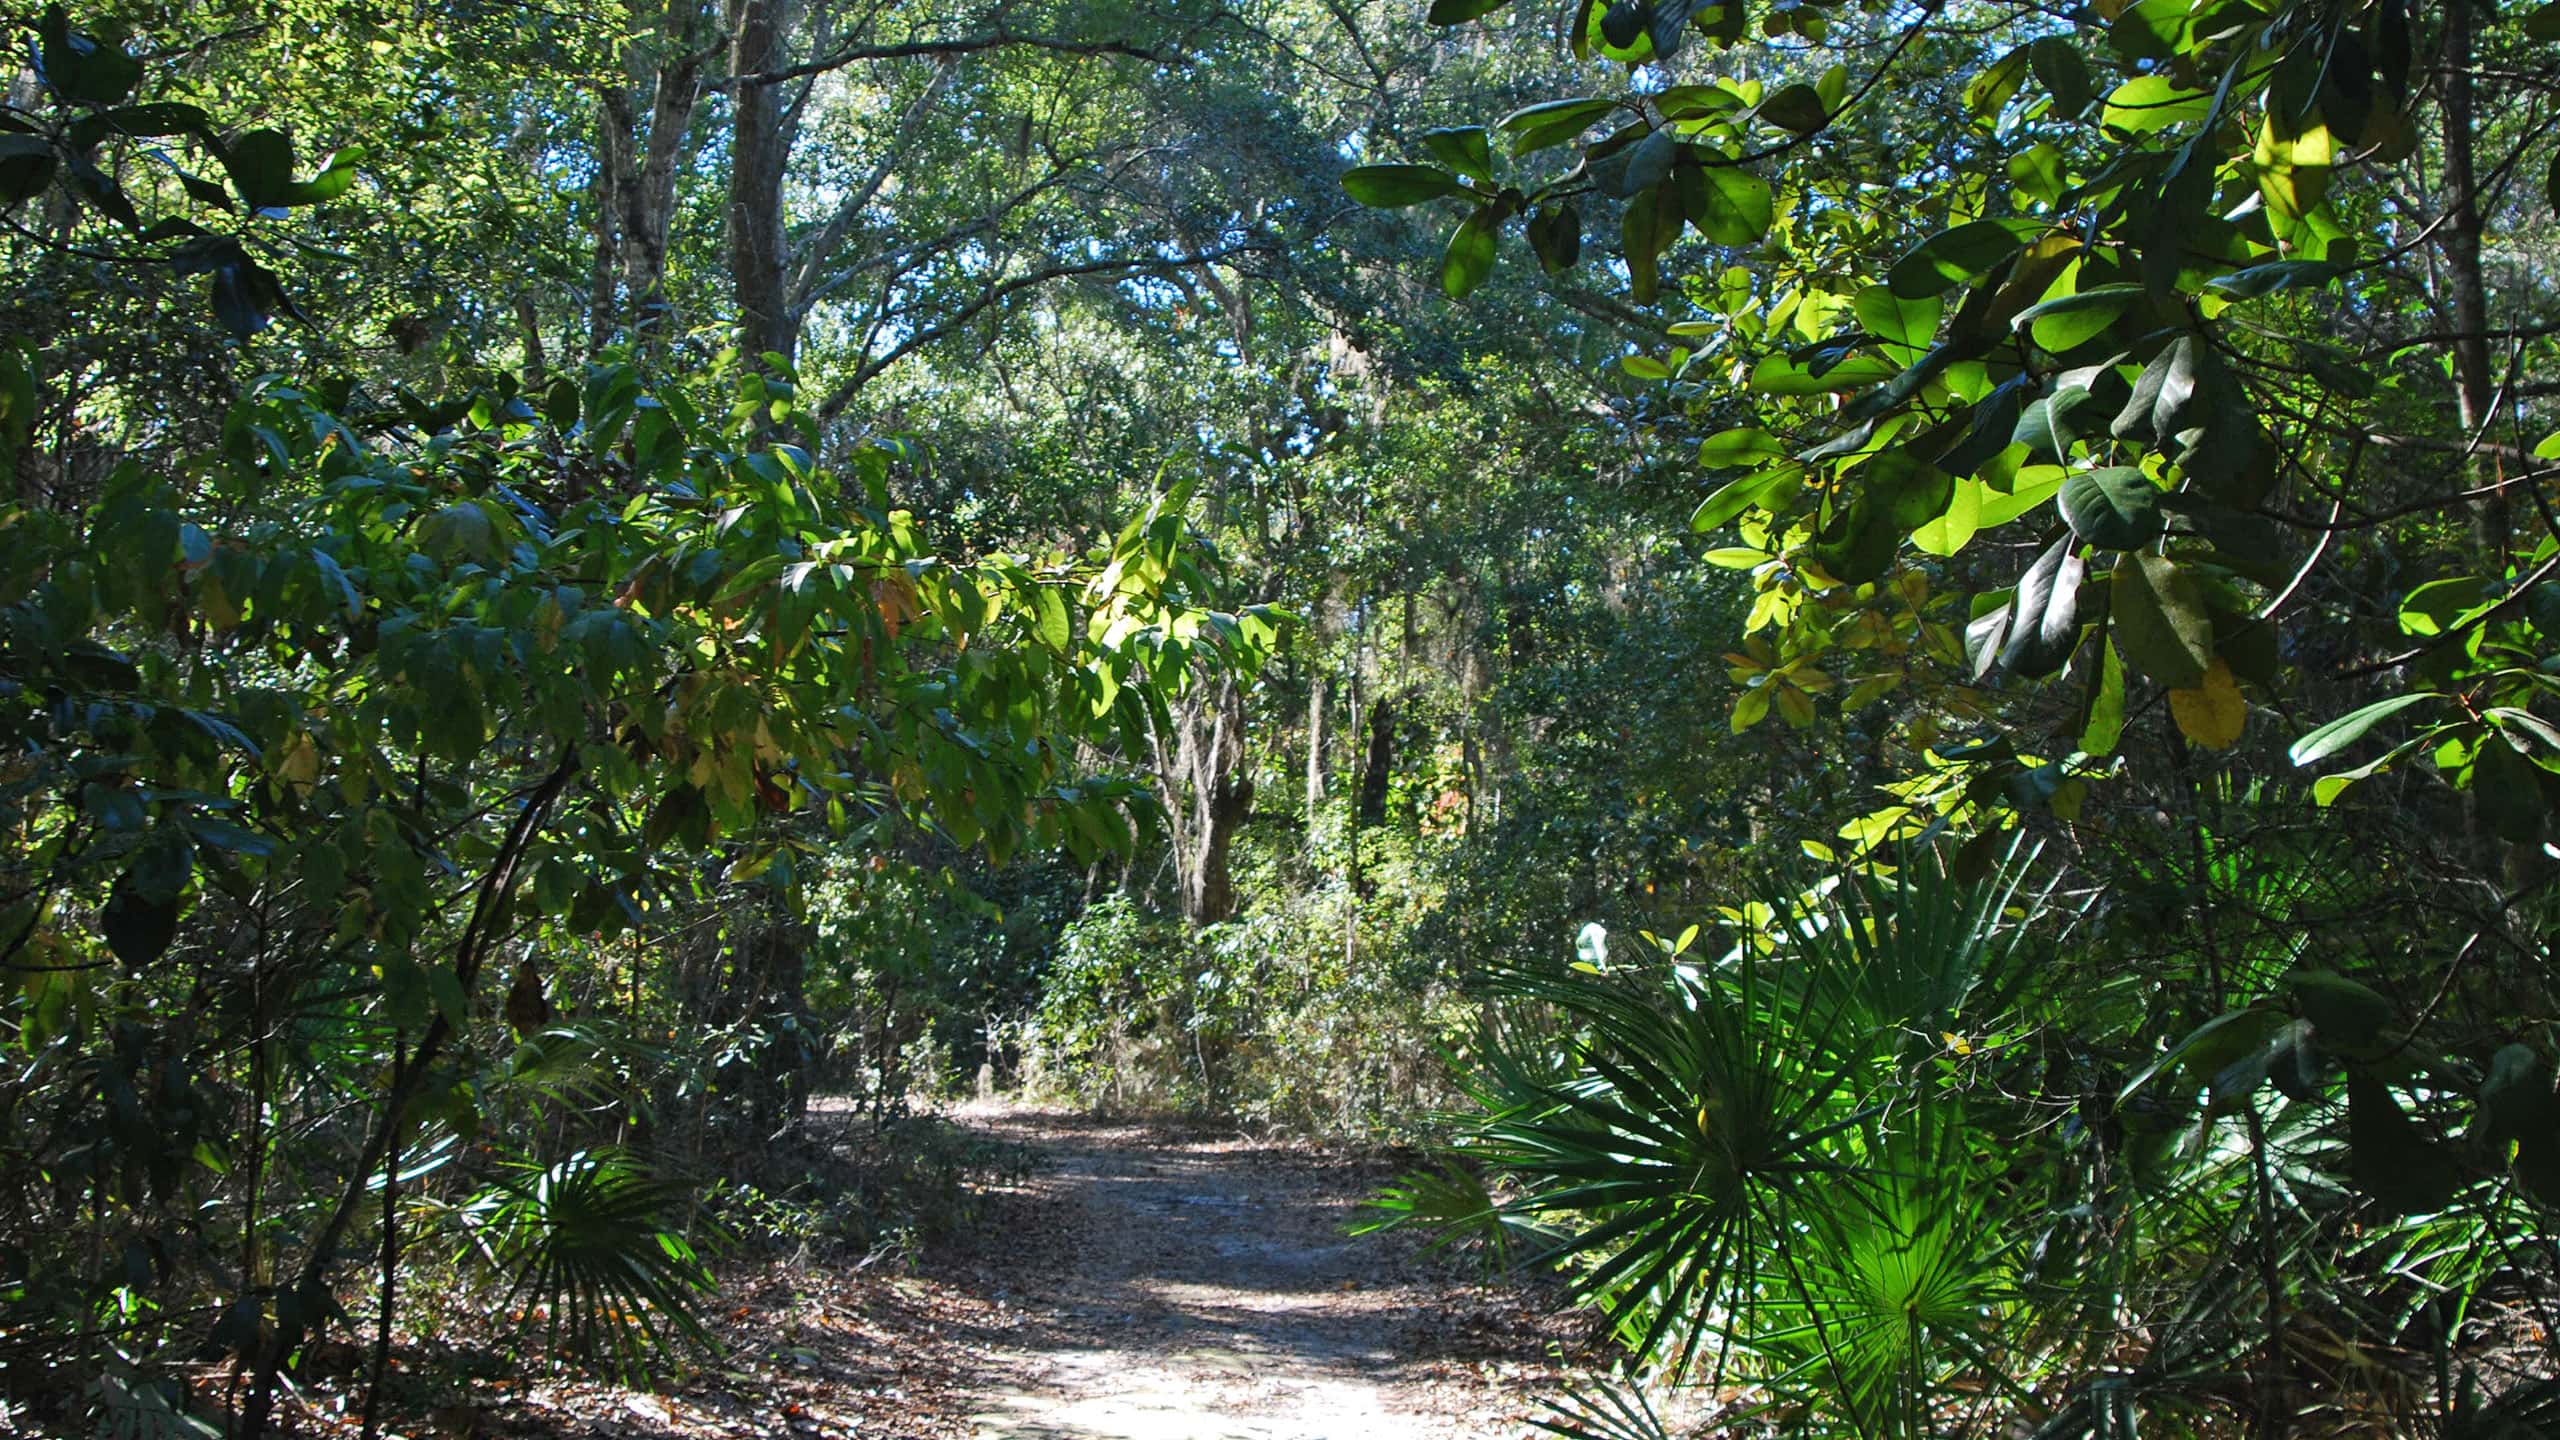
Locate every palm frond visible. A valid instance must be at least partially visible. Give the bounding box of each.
[455,1148,718,1379]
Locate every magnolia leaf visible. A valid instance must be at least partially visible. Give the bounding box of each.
[1999,536,2084,678]
[2169,657,2246,749]
[2080,637,2127,755]
[1441,208,1498,298]
[1691,164,1773,246]
[2018,284,2144,353]
[1698,427,1784,467]
[1888,219,2040,298]
[1756,83,1828,134]
[2057,466,2165,549]
[1527,204,1581,273]
[2102,75,2213,133]
[1496,98,1616,154]
[1854,284,1942,351]
[2110,551,2212,690]
[1342,165,1467,207]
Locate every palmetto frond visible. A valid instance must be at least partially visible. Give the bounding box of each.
[1454,845,2043,1389]
[456,1148,716,1378]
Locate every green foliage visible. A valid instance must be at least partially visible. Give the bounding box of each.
[452,1150,715,1377]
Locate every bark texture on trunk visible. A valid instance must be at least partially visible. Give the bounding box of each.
[594,0,709,346]
[726,0,797,368]
[1157,675,1254,926]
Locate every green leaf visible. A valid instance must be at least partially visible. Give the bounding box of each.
[287,146,364,205]
[542,376,581,428]
[36,6,141,107]
[1887,219,2040,299]
[1698,428,1783,467]
[1441,208,1498,298]
[1495,98,1616,155]
[1910,473,1984,556]
[2029,35,2093,116]
[1035,587,1072,653]
[1341,164,1466,207]
[1427,0,1509,22]
[102,883,178,966]
[1965,44,2032,122]
[2110,551,2212,690]
[0,134,57,204]
[1998,535,2084,678]
[2017,284,2144,353]
[2207,260,2344,299]
[2289,970,2393,1054]
[2396,576,2487,636]
[2473,1044,2554,1150]
[1598,128,1679,199]
[222,129,301,212]
[1526,203,1581,273]
[2112,336,2201,445]
[1692,462,1800,531]
[2102,75,2214,133]
[1854,284,1941,350]
[2476,735,2547,842]
[2289,692,2437,766]
[1690,164,1773,246]
[2057,466,2165,549]
[2080,637,2127,754]
[1755,83,1827,134]
[1747,352,1897,395]
[2346,1074,2462,1215]
[1419,127,1494,182]
[67,102,212,149]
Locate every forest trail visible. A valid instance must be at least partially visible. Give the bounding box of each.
[933,1103,1572,1440]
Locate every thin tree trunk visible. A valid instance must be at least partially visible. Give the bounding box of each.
[1304,673,1326,834]
[2437,0,2502,558]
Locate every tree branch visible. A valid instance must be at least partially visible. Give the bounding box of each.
[817,238,1276,417]
[720,29,1189,88]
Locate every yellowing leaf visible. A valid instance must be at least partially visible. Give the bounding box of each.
[2169,657,2246,749]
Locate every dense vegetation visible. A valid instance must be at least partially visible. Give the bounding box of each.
[1,0,2557,1433]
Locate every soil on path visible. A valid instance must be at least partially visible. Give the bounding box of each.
[933,1102,1580,1440]
[376,1102,1582,1440]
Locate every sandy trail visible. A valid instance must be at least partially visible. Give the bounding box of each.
[937,1104,1568,1440]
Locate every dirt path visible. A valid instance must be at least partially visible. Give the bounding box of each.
[929,1103,1578,1440]
[388,1103,1580,1440]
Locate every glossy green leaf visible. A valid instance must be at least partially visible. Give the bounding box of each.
[1887,219,2041,298]
[1342,164,1467,207]
[1419,127,1495,182]
[2102,75,2213,133]
[2056,466,2164,549]
[1441,208,1498,298]
[2289,692,2437,766]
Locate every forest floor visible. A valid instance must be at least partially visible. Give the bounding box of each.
[378,1100,1593,1440]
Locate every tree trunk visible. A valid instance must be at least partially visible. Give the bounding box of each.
[1155,675,1253,926]
[1304,674,1326,833]
[596,0,708,347]
[726,0,797,368]
[2436,0,2505,561]
[1357,694,1394,826]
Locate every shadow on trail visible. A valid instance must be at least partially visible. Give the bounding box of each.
[926,1103,1557,1440]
